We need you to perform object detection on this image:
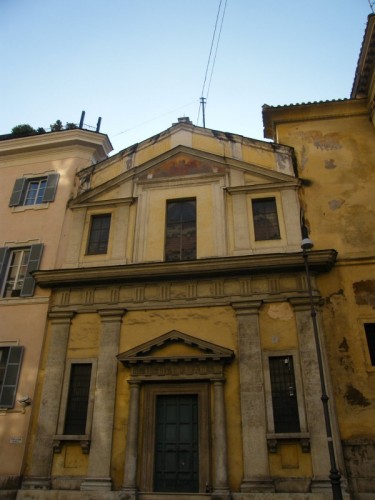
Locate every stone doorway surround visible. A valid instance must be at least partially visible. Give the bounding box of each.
[117,330,234,500]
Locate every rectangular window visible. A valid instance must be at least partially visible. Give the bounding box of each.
[9,173,59,207]
[64,363,92,435]
[0,244,43,298]
[24,178,48,205]
[364,323,375,366]
[87,214,111,255]
[0,346,24,408]
[269,356,300,433]
[252,197,281,241]
[165,199,196,262]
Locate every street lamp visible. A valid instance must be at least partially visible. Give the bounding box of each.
[301,238,343,500]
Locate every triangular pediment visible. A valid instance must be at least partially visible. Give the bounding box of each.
[70,145,298,207]
[117,330,234,365]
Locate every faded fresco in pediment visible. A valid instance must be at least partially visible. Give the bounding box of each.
[138,153,227,180]
[244,172,275,185]
[141,341,202,359]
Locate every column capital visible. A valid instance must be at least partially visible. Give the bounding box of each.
[48,311,75,324]
[127,379,142,387]
[289,296,321,312]
[97,309,126,322]
[232,300,262,315]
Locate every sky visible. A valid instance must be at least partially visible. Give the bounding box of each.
[1,0,372,155]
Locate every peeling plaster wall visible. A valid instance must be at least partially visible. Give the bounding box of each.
[271,103,375,495]
[276,115,375,257]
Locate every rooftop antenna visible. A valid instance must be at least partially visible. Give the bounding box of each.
[79,111,85,129]
[369,0,375,12]
[200,97,207,128]
[96,117,102,132]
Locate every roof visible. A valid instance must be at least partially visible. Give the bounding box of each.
[351,14,375,98]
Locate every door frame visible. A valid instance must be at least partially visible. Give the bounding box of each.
[140,382,210,493]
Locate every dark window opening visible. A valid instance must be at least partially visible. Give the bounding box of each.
[252,198,281,241]
[64,363,92,435]
[165,199,196,262]
[269,356,300,433]
[87,214,111,255]
[364,323,375,366]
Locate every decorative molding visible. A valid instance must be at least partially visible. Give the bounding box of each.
[266,433,311,453]
[53,435,91,454]
[33,250,338,289]
[118,330,234,381]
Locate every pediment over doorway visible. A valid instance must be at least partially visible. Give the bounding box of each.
[117,330,234,366]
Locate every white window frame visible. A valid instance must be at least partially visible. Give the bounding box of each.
[24,178,48,206]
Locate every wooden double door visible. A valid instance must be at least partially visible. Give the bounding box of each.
[154,394,199,492]
[141,384,210,494]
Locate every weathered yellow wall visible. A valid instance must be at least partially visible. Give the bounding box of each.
[260,302,297,351]
[318,264,375,439]
[272,106,375,447]
[275,115,375,256]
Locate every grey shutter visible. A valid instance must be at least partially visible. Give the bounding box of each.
[9,178,27,206]
[0,247,10,294]
[42,173,59,203]
[0,346,24,408]
[21,244,44,297]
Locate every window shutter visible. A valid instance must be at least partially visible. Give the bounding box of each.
[21,244,44,297]
[0,247,10,292]
[0,346,24,408]
[9,178,27,207]
[42,173,59,203]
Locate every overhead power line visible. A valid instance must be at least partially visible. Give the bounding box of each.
[197,0,228,127]
[113,99,199,137]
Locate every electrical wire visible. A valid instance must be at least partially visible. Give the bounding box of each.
[113,99,199,137]
[206,0,228,100]
[197,0,228,125]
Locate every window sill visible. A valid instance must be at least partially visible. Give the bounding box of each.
[53,434,90,454]
[12,203,50,212]
[266,432,310,453]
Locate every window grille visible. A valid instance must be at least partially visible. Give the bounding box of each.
[269,356,300,433]
[64,363,92,435]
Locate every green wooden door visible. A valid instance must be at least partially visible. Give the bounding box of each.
[154,394,199,492]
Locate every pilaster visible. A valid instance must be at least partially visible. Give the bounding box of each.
[22,311,75,490]
[232,301,274,493]
[81,309,125,491]
[290,298,334,492]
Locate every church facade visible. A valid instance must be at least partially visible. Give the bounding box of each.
[19,119,344,499]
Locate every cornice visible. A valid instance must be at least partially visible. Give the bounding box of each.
[262,99,368,140]
[33,250,337,289]
[0,129,113,157]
